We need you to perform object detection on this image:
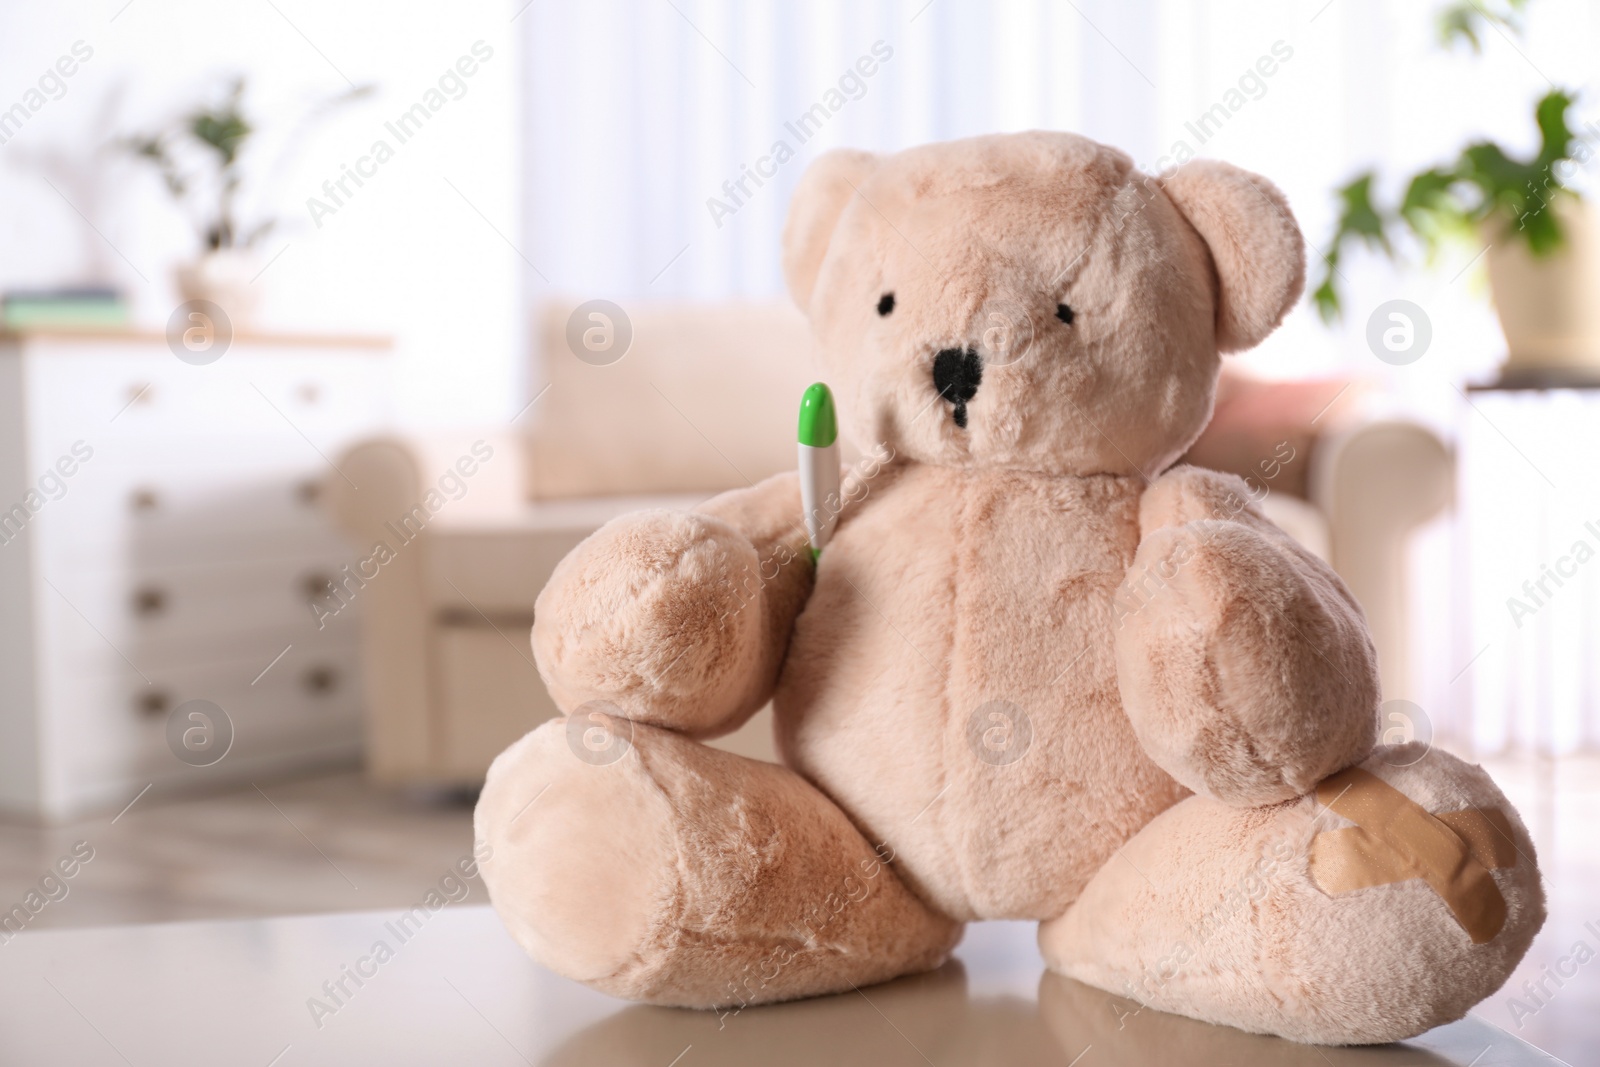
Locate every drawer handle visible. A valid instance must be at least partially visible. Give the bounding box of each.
[303,665,338,694]
[295,479,323,507]
[132,586,168,617]
[130,487,160,513]
[137,689,171,717]
[302,573,336,603]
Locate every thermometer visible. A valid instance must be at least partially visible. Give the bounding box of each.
[797,382,840,560]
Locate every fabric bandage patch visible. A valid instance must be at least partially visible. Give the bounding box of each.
[1309,767,1514,944]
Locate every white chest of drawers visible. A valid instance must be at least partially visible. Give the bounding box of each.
[0,328,392,820]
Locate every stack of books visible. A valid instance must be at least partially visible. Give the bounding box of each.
[1,287,129,330]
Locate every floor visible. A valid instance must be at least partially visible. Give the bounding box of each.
[0,770,484,930]
[1,752,1594,1063]
[1465,753,1600,1062]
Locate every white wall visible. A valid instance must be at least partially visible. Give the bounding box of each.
[0,0,523,426]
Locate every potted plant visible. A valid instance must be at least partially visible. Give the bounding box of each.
[1312,1,1594,383]
[122,77,370,324]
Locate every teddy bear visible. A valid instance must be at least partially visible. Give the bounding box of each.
[474,131,1544,1045]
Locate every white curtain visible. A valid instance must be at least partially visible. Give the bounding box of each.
[1457,390,1600,754]
[519,0,1156,302]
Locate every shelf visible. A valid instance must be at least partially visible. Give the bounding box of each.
[0,325,393,350]
[1467,364,1600,391]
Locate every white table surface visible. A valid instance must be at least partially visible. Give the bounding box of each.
[0,905,1562,1066]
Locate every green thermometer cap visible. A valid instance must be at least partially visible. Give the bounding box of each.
[797,382,837,447]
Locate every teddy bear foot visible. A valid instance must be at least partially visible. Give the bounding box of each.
[1037,745,1546,1044]
[474,715,962,1009]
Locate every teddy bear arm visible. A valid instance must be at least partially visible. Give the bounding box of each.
[692,471,818,723]
[531,472,813,737]
[1114,467,1380,806]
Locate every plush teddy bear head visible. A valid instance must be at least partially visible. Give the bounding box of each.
[781,131,1306,477]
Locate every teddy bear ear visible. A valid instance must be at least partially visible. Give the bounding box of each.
[782,148,881,313]
[1156,160,1306,353]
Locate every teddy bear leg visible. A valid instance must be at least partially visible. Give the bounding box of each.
[1037,744,1545,1044]
[474,714,963,1009]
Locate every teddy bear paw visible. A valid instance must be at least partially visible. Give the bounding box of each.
[1039,746,1545,1044]
[1113,517,1379,805]
[531,508,767,733]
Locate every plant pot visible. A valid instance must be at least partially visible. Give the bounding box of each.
[173,249,260,329]
[1487,198,1600,383]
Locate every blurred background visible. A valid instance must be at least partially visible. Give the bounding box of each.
[2,0,1598,1060]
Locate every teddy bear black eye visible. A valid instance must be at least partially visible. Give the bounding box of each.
[877,292,895,316]
[1056,303,1074,325]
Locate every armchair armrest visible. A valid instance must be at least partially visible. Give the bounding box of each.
[1309,418,1453,700]
[326,430,529,542]
[325,431,526,780]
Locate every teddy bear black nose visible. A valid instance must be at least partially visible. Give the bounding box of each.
[932,346,982,429]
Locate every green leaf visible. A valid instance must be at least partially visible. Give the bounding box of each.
[1437,8,1483,52]
[1451,91,1578,255]
[1399,168,1456,216]
[187,78,252,166]
[1459,142,1529,197]
[1336,173,1392,254]
[1312,275,1342,324]
[1533,88,1577,170]
[1309,172,1393,320]
[1517,193,1566,255]
[1437,0,1527,51]
[1398,167,1466,252]
[189,109,251,167]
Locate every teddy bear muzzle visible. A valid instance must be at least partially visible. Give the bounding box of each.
[932,345,983,428]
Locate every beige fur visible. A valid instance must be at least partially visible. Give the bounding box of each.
[1158,160,1307,353]
[1117,465,1382,804]
[1038,744,1545,1043]
[477,717,959,1006]
[476,131,1543,1044]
